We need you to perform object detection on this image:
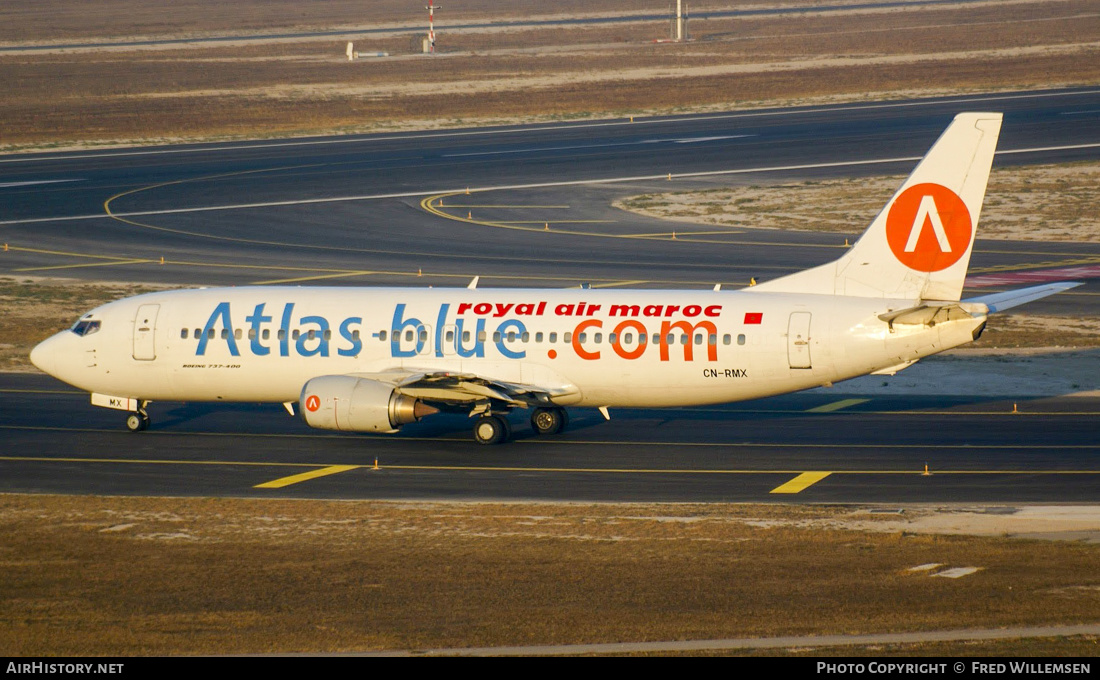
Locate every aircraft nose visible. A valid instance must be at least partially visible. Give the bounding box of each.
[30,333,64,377]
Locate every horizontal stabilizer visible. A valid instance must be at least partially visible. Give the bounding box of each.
[963,281,1082,313]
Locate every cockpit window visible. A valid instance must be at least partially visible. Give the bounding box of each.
[71,320,101,337]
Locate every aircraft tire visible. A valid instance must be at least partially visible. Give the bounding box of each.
[530,407,567,435]
[473,415,510,445]
[126,412,149,432]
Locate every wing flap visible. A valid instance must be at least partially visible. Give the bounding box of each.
[349,369,579,407]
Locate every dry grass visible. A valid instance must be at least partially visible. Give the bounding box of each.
[1,495,1097,655]
[0,278,164,371]
[971,314,1100,350]
[1,0,1097,149]
[616,162,1100,243]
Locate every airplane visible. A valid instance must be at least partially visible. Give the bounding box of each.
[30,112,1082,444]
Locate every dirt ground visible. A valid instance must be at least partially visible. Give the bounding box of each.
[1,0,1098,150]
[1,495,1098,655]
[616,162,1100,243]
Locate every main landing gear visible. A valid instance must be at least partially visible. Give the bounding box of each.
[530,407,568,436]
[125,409,150,432]
[473,414,511,445]
[472,407,569,445]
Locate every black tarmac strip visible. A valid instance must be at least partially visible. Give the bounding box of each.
[2,373,1098,502]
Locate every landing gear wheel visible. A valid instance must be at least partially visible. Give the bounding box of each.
[125,412,150,432]
[473,415,511,445]
[530,407,568,436]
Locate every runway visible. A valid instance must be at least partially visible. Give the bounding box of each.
[1,88,1098,502]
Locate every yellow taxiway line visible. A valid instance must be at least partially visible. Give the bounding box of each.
[806,398,870,413]
[254,465,362,489]
[770,472,833,494]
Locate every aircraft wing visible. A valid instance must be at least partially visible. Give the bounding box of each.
[349,369,579,408]
[963,281,1083,313]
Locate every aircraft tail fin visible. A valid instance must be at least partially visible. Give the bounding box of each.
[750,112,1003,301]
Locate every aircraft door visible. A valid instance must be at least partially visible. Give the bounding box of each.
[133,304,160,361]
[787,312,811,369]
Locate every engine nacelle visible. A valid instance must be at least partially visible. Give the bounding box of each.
[300,375,436,433]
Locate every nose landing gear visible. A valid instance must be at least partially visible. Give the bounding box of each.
[125,409,150,432]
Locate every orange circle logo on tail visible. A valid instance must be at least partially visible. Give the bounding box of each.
[885,183,972,272]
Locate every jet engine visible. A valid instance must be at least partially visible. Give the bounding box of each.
[300,375,437,433]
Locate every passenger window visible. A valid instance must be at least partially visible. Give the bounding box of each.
[708,334,717,346]
[594,333,603,344]
[493,332,502,342]
[180,329,187,339]
[324,330,332,341]
[564,332,572,343]
[549,332,558,343]
[263,329,270,340]
[277,330,286,340]
[352,330,360,340]
[445,330,454,342]
[680,335,688,345]
[193,329,201,339]
[307,330,316,341]
[418,330,427,343]
[292,330,300,340]
[248,329,256,340]
[639,333,647,345]
[723,334,731,345]
[405,330,414,342]
[521,332,529,343]
[234,329,242,340]
[221,329,229,340]
[378,330,387,341]
[737,334,746,346]
[578,333,587,343]
[462,331,470,342]
[478,331,487,342]
[506,331,516,342]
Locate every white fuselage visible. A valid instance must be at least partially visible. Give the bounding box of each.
[31,286,985,408]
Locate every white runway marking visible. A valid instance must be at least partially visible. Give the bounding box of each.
[0,179,81,188]
[442,135,751,157]
[4,143,1098,227]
